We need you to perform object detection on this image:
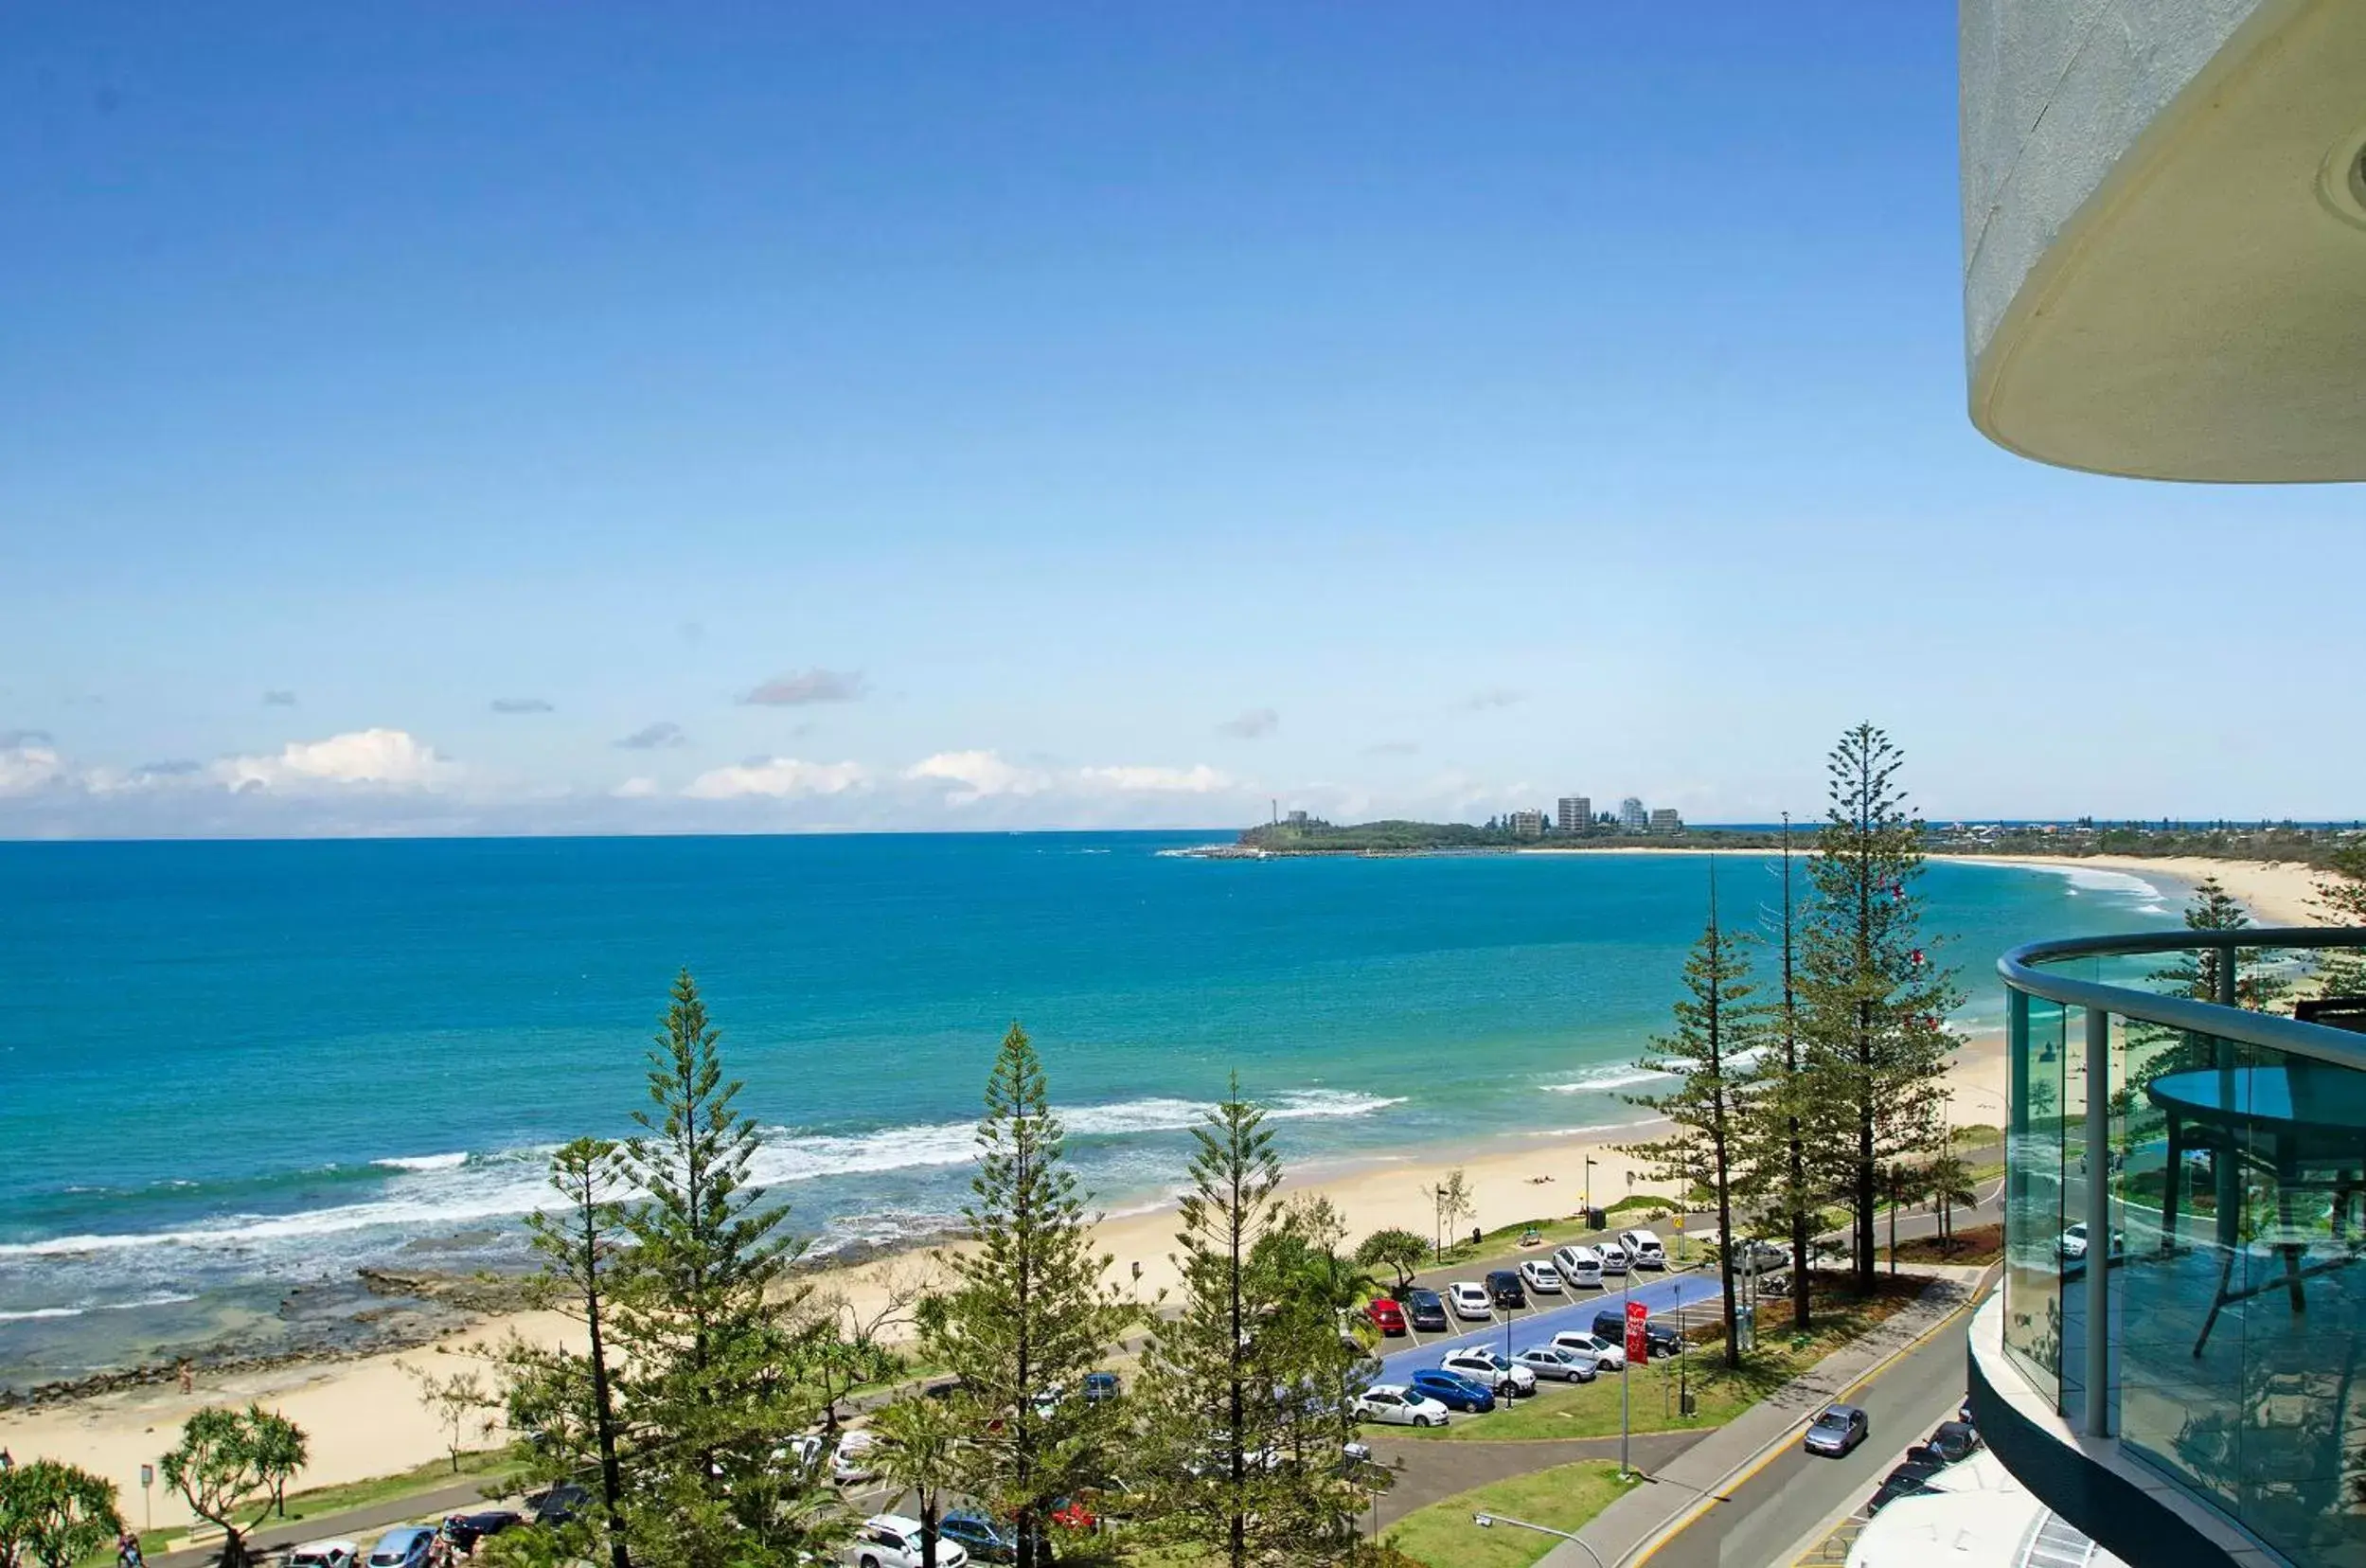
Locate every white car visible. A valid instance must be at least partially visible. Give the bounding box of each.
[1597,1241,1631,1276]
[1511,1345,1598,1382]
[1618,1228,1667,1269]
[1518,1259,1563,1293]
[1440,1347,1538,1396]
[832,1429,881,1485]
[287,1543,359,1568]
[847,1514,970,1568]
[1354,1384,1450,1428]
[1553,1243,1605,1289]
[1551,1328,1627,1371]
[1448,1281,1494,1321]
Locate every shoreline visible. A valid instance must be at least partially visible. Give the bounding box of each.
[0,1029,2008,1530]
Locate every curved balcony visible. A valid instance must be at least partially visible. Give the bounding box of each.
[1976,927,2366,1567]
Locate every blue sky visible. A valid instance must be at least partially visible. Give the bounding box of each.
[5,4,2360,836]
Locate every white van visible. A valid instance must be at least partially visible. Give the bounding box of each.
[1552,1243,1604,1290]
[1618,1228,1667,1270]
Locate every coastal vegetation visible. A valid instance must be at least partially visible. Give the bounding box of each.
[1618,873,1760,1366]
[0,1457,123,1568]
[159,1404,307,1568]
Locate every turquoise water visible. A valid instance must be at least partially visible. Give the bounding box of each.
[0,834,2183,1383]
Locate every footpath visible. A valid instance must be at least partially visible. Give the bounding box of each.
[1539,1263,1994,1568]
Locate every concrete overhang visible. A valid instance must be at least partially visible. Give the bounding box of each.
[1962,0,2366,481]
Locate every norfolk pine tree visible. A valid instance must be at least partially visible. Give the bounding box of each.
[1748,812,1822,1329]
[1801,724,1962,1294]
[918,1025,1125,1568]
[614,970,835,1567]
[514,1136,634,1568]
[1621,865,1761,1367]
[2118,877,2292,1122]
[1140,1084,1362,1566]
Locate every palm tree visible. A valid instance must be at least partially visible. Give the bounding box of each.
[1923,1146,1980,1248]
[871,1395,967,1568]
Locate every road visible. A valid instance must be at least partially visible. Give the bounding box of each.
[1640,1311,1973,1568]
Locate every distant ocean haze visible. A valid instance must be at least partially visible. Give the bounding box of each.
[0,834,2182,1386]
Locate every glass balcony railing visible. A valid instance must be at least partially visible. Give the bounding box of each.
[2001,928,2366,1567]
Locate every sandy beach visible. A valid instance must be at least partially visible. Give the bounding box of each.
[1938,852,2326,928]
[4,853,2316,1532]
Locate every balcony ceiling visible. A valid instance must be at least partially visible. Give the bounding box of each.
[1969,1,2366,482]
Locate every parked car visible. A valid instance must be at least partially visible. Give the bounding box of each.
[1591,1309,1681,1359]
[1365,1297,1408,1336]
[1484,1269,1527,1310]
[1910,1420,1984,1466]
[1408,1368,1497,1414]
[1552,1243,1604,1289]
[1720,1237,1790,1273]
[1440,1347,1536,1396]
[1403,1286,1450,1332]
[1803,1402,1870,1457]
[833,1429,882,1485]
[936,1511,1017,1564]
[1354,1384,1450,1428]
[847,1513,971,1568]
[442,1512,524,1550]
[923,1378,964,1400]
[365,1528,437,1568]
[286,1542,358,1568]
[1867,1459,1946,1514]
[1597,1241,1631,1276]
[1550,1328,1627,1371]
[1083,1370,1123,1403]
[1618,1228,1667,1270]
[1512,1345,1597,1382]
[1517,1259,1563,1293]
[528,1484,590,1525]
[2057,1223,2125,1261]
[1448,1281,1494,1321]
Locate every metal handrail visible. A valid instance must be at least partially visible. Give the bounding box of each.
[1999,926,2366,1070]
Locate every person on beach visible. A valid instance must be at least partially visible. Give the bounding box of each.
[0,1447,11,1470]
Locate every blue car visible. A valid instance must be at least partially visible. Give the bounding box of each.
[1409,1368,1497,1414]
[365,1528,436,1568]
[938,1511,1017,1563]
[1083,1370,1122,1403]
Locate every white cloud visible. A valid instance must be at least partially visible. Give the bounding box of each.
[1076,763,1236,793]
[0,741,67,797]
[212,728,456,792]
[683,757,868,800]
[903,750,1051,802]
[613,776,661,799]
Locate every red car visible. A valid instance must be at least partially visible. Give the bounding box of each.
[1365,1297,1408,1336]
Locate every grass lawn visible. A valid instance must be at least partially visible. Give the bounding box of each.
[1369,1274,1928,1443]
[1384,1460,1640,1568]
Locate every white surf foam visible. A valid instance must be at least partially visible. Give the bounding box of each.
[0,1292,200,1324]
[1544,1065,1672,1095]
[0,1089,1408,1260]
[371,1153,469,1173]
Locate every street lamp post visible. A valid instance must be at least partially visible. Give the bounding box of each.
[1474,1512,1607,1568]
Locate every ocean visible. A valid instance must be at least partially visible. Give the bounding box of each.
[0,834,2183,1388]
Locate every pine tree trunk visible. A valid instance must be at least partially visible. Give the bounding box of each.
[1854,1001,1877,1294]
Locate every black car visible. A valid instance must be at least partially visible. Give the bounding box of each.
[1403,1287,1450,1332]
[1591,1310,1681,1359]
[1908,1420,1984,1467]
[529,1484,590,1526]
[1867,1459,1946,1513]
[1485,1270,1527,1310]
[442,1512,523,1550]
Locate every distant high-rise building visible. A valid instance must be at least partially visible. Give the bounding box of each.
[1649,807,1683,834]
[1619,796,1647,832]
[1507,810,1545,840]
[1557,796,1591,834]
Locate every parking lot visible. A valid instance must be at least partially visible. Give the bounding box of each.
[1373,1267,1724,1385]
